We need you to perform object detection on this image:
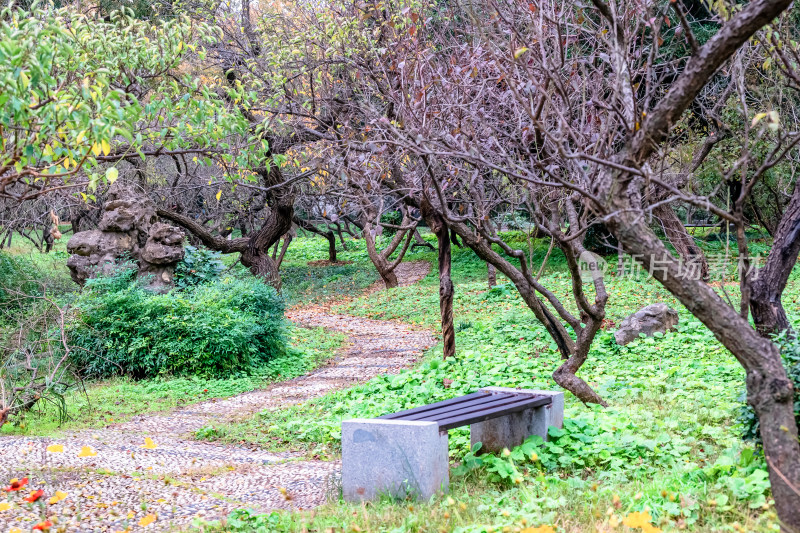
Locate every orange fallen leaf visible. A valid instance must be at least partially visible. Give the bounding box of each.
[140,438,158,449]
[139,513,156,527]
[32,521,53,531]
[77,446,97,457]
[46,444,63,453]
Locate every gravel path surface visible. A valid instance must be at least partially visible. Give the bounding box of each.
[0,262,434,532]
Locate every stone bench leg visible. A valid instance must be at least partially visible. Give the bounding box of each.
[470,388,564,454]
[342,419,449,502]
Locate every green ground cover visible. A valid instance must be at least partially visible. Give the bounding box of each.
[196,234,788,533]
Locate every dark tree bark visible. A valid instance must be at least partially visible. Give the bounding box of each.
[275,232,293,269]
[157,202,289,290]
[750,180,800,337]
[362,216,415,288]
[334,222,349,250]
[411,228,435,250]
[421,200,456,359]
[487,263,497,287]
[654,204,709,280]
[294,217,337,262]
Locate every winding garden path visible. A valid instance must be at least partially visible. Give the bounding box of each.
[0,262,434,532]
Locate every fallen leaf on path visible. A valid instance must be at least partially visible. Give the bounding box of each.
[139,513,156,526]
[46,444,63,453]
[78,446,97,457]
[48,490,68,504]
[140,438,158,449]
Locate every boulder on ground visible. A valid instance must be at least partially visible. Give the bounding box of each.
[66,181,184,291]
[613,303,678,345]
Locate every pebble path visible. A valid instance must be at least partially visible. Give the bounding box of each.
[0,262,435,532]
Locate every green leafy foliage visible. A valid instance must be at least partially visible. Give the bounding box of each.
[67,271,287,378]
[174,245,226,288]
[0,4,253,198]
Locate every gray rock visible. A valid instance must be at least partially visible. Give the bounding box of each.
[67,181,184,291]
[613,303,678,345]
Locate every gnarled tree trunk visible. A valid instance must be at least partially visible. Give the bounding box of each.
[653,204,709,280]
[362,216,416,289]
[421,199,456,359]
[294,217,337,262]
[750,180,800,337]
[605,201,800,529]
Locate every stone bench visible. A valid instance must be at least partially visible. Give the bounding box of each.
[341,386,564,501]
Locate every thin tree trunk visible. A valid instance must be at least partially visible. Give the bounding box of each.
[654,204,709,280]
[362,217,415,289]
[420,202,456,359]
[363,224,400,288]
[276,233,293,269]
[335,223,348,250]
[434,224,456,359]
[293,217,338,262]
[327,232,337,262]
[487,263,497,288]
[552,321,608,406]
[412,229,434,250]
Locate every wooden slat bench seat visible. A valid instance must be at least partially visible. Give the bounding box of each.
[342,387,564,502]
[378,390,552,430]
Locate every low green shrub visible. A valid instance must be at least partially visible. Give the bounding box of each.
[174,245,226,288]
[68,271,287,378]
